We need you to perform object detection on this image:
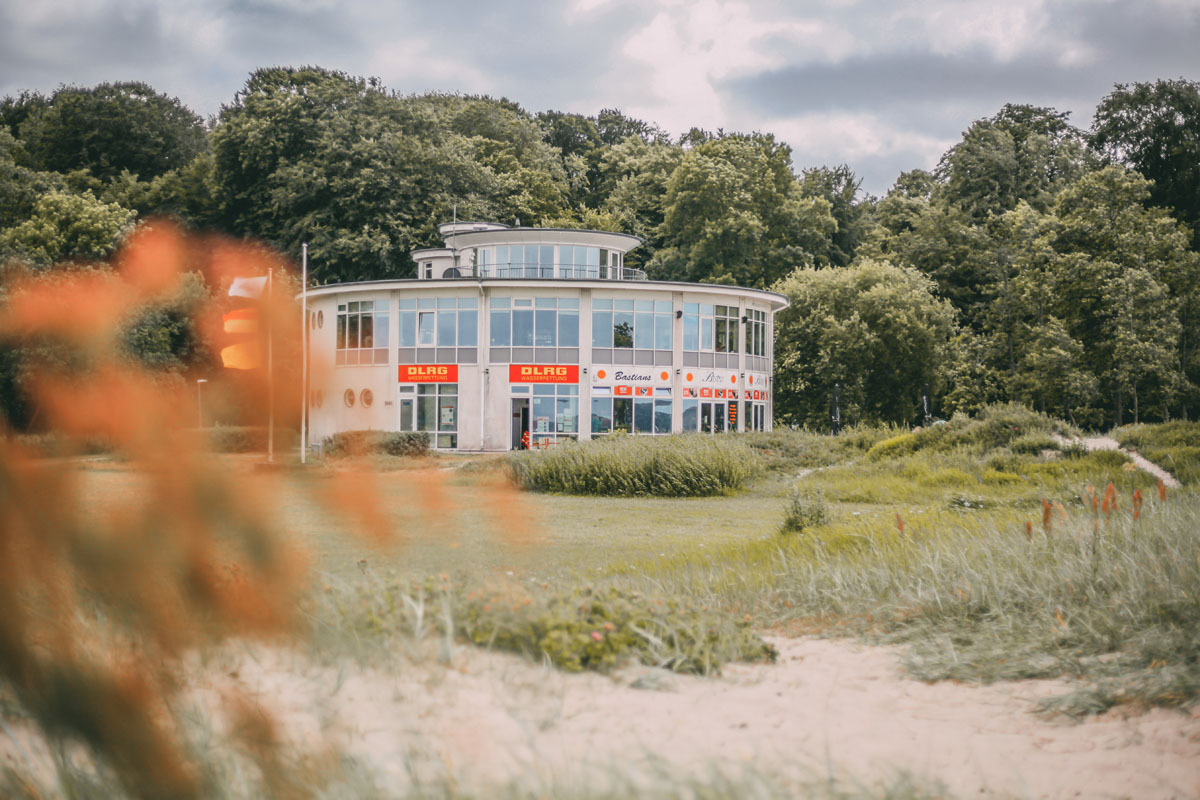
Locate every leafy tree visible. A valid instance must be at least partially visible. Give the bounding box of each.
[0,190,136,265]
[937,104,1090,220]
[1049,167,1198,423]
[798,164,873,267]
[1091,79,1200,244]
[772,258,958,427]
[0,129,65,230]
[15,82,207,183]
[649,133,835,287]
[594,137,685,269]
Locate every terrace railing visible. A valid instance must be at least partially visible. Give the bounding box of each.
[467,262,647,281]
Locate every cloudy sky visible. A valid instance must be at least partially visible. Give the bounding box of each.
[3,0,1199,195]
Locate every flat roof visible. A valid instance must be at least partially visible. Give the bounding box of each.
[303,277,790,309]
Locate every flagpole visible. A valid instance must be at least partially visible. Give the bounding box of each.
[267,266,275,464]
[301,244,308,465]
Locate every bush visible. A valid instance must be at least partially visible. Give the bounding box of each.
[508,434,760,497]
[322,430,430,458]
[781,487,828,534]
[207,425,266,453]
[1009,432,1060,455]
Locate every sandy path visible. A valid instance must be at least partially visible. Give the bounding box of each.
[1081,435,1183,488]
[173,637,1200,799]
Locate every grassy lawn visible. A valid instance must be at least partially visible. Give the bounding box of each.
[63,412,1200,714]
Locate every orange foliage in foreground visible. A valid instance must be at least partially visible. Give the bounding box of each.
[0,225,524,798]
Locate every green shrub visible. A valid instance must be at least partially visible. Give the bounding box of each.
[207,425,266,453]
[781,487,828,534]
[322,430,430,458]
[1009,432,1060,455]
[508,434,760,497]
[866,432,919,460]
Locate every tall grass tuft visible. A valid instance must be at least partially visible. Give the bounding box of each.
[508,433,761,496]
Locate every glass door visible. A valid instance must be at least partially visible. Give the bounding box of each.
[399,397,414,431]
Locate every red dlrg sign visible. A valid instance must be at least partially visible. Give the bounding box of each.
[399,364,458,382]
[509,364,579,384]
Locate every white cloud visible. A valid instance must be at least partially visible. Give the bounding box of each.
[618,0,855,135]
[767,111,956,170]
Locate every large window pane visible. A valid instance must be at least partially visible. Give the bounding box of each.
[348,314,359,349]
[360,315,374,348]
[418,312,435,345]
[654,398,672,433]
[701,318,713,350]
[613,312,634,348]
[613,398,633,432]
[592,310,613,347]
[417,396,436,431]
[591,398,612,433]
[438,396,457,431]
[336,314,346,349]
[633,399,653,433]
[374,313,389,348]
[437,310,456,346]
[490,309,510,346]
[459,310,477,346]
[532,396,554,435]
[655,314,671,350]
[557,397,578,434]
[513,309,534,347]
[634,312,653,349]
[715,318,727,352]
[683,315,697,350]
[683,399,698,431]
[398,311,415,347]
[535,309,557,346]
[728,319,739,352]
[559,310,579,347]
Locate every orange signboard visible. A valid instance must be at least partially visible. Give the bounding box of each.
[399,364,458,382]
[614,385,633,396]
[509,364,579,384]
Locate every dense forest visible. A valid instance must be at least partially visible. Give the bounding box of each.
[1,67,1198,430]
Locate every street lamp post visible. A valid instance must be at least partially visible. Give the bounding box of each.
[196,379,208,428]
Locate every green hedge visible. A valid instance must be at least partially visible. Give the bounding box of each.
[508,433,760,496]
[322,430,430,458]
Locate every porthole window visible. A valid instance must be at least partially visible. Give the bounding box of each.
[360,389,374,408]
[344,389,355,408]
[317,310,324,329]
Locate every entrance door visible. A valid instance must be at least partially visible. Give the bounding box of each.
[398,398,414,431]
[714,401,727,432]
[700,402,713,433]
[511,398,530,449]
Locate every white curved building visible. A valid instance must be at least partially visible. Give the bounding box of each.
[305,222,789,451]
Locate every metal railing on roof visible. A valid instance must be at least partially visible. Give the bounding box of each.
[462,262,647,281]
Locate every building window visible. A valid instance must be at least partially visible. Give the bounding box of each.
[360,389,373,408]
[531,384,579,444]
[683,303,739,353]
[416,383,457,449]
[343,389,356,408]
[591,391,672,435]
[422,262,433,279]
[478,246,621,279]
[336,300,390,365]
[592,299,671,349]
[398,297,477,349]
[746,309,766,356]
[489,296,578,348]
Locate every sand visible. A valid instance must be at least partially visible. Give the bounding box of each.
[176,636,1200,798]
